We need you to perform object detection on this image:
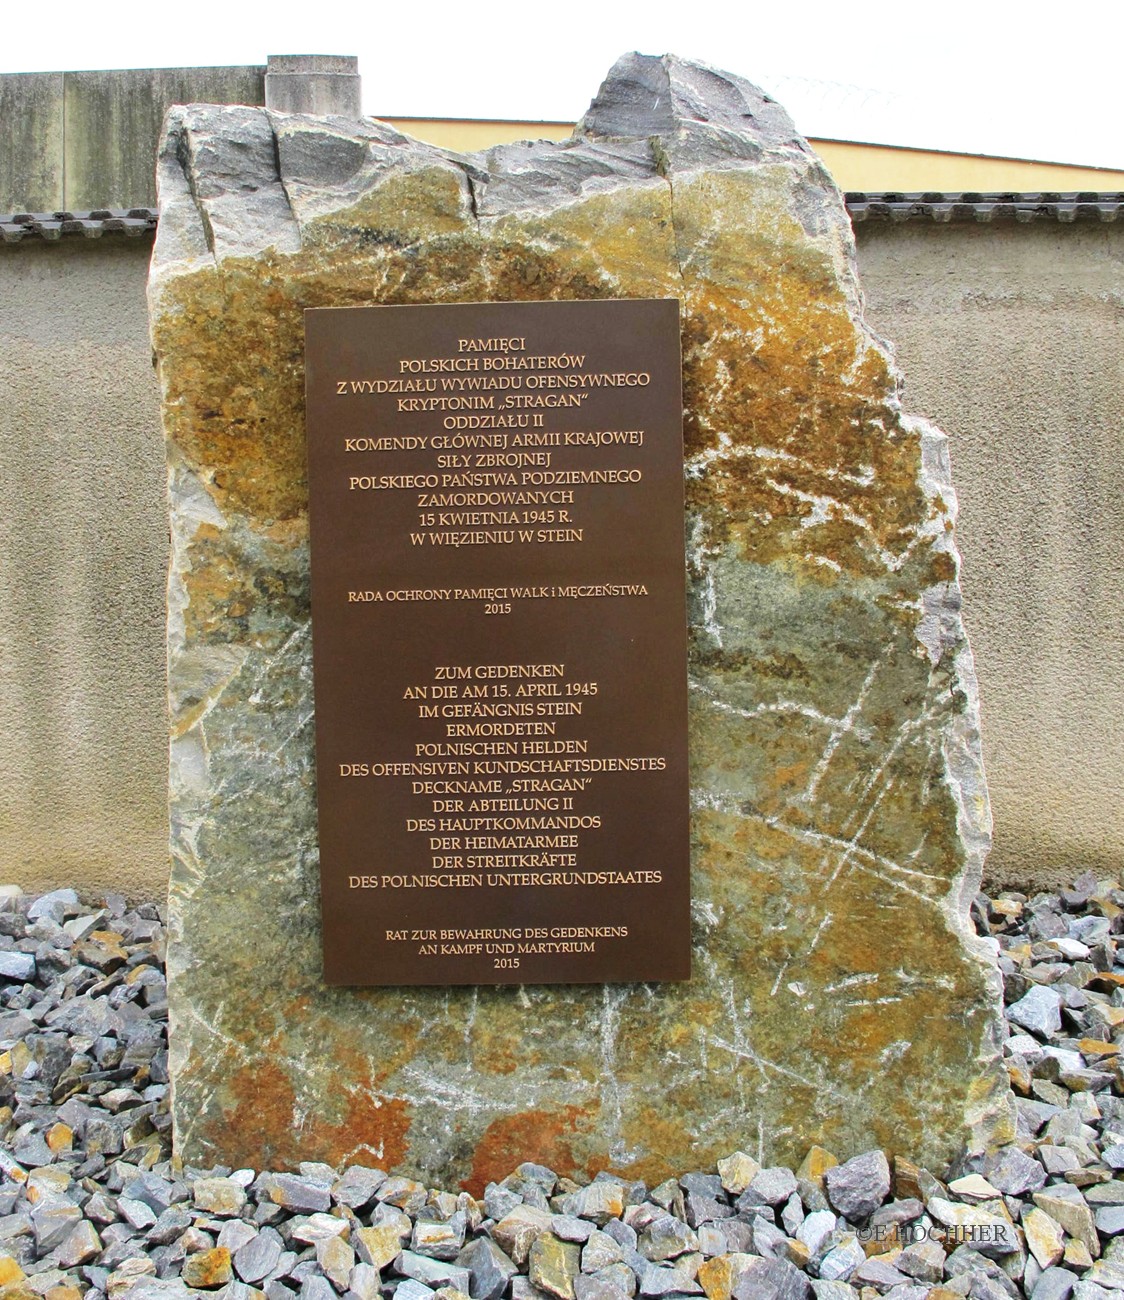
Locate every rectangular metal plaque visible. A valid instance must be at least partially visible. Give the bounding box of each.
[305,299,689,986]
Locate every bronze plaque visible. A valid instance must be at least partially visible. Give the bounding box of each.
[304,299,689,986]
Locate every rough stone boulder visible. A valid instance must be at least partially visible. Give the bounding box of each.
[150,52,1013,1185]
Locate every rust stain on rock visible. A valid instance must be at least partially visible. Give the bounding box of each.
[217,1056,411,1173]
[464,1105,596,1196]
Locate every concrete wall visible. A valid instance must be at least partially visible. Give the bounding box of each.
[0,67,265,210]
[0,238,168,898]
[1,223,1121,898]
[0,74,65,212]
[856,222,1124,891]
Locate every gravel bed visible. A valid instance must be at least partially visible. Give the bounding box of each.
[1,876,1122,1300]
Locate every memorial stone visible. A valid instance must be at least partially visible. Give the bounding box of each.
[150,52,1013,1185]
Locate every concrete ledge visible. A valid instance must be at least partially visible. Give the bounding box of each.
[265,54,361,117]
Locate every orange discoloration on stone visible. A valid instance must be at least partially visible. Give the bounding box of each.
[612,1108,718,1187]
[0,1260,25,1288]
[182,1247,233,1289]
[45,1123,72,1152]
[154,178,675,531]
[217,1056,411,1172]
[176,526,310,661]
[929,551,957,584]
[464,1105,594,1196]
[218,1059,302,1169]
[311,167,473,249]
[797,1145,839,1186]
[675,172,931,584]
[152,262,308,524]
[470,1027,523,1076]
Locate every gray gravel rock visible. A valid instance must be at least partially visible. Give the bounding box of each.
[574,1278,630,1300]
[868,1199,923,1231]
[0,951,37,982]
[601,1221,637,1252]
[581,1231,626,1273]
[553,1217,596,1245]
[1006,986,1064,1037]
[684,1190,734,1228]
[1070,1285,1114,1300]
[1094,1206,1124,1236]
[235,1227,285,1283]
[26,889,79,922]
[809,1285,855,1300]
[262,1174,331,1214]
[330,1165,386,1211]
[124,1172,181,1213]
[484,1185,523,1222]
[928,1198,1020,1258]
[944,1246,1020,1299]
[638,1215,697,1262]
[823,1152,891,1222]
[301,1275,337,1300]
[57,1217,103,1267]
[818,1238,865,1283]
[149,1208,193,1245]
[979,1148,1047,1197]
[591,1263,637,1298]
[780,1194,804,1238]
[896,1239,946,1284]
[1100,1144,1124,1170]
[751,1218,788,1260]
[0,874,1121,1300]
[413,1213,467,1261]
[739,1168,799,1210]
[852,1258,909,1292]
[32,1200,83,1251]
[564,1182,626,1226]
[397,1251,471,1293]
[1029,1268,1074,1300]
[794,1210,835,1257]
[732,1256,811,1300]
[457,1237,518,1300]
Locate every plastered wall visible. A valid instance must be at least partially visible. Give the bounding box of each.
[1,224,1121,898]
[0,239,169,898]
[856,222,1124,890]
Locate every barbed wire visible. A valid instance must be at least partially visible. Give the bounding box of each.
[753,72,904,117]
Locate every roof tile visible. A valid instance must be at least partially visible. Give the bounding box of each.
[2,195,1123,242]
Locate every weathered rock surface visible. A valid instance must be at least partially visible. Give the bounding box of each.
[149,52,1012,1182]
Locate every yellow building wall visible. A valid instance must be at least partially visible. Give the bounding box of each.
[810,139,1124,192]
[386,118,1124,192]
